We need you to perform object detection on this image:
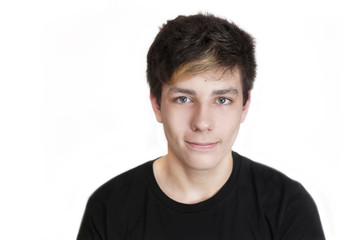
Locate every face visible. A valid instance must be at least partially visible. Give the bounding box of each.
[150,68,250,172]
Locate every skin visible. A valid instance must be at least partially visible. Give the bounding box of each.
[150,68,250,204]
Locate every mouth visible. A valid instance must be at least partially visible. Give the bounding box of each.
[185,141,219,151]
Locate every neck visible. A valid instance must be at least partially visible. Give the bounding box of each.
[153,152,233,204]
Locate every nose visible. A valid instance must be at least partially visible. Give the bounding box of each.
[190,103,213,132]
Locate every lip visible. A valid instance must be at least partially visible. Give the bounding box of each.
[185,141,219,151]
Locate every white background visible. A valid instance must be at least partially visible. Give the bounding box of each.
[0,0,360,239]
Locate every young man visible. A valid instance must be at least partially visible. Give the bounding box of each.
[77,13,325,239]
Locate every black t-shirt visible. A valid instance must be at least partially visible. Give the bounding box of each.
[77,152,325,239]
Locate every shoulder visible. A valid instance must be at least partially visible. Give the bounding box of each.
[233,151,302,195]
[233,152,325,239]
[77,161,155,239]
[87,160,153,207]
[234,151,312,209]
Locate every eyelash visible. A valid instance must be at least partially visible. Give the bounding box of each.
[216,97,232,105]
[173,96,192,104]
[173,96,232,105]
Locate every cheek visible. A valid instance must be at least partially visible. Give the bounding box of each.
[215,110,242,136]
[161,107,191,136]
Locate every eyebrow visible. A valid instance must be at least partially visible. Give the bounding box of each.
[167,87,196,96]
[212,88,239,95]
[167,87,239,96]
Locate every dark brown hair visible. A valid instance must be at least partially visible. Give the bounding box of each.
[147,13,256,105]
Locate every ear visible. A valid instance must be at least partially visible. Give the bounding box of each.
[240,91,251,123]
[150,93,163,123]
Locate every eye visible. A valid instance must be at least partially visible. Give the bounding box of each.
[216,97,231,105]
[174,96,191,104]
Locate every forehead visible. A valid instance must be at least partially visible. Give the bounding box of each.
[166,67,242,90]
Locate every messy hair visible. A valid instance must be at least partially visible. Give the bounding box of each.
[146,13,256,105]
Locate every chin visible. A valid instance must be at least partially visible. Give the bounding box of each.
[182,150,227,171]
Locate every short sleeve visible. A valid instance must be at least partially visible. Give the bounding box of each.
[276,184,325,240]
[76,195,106,240]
